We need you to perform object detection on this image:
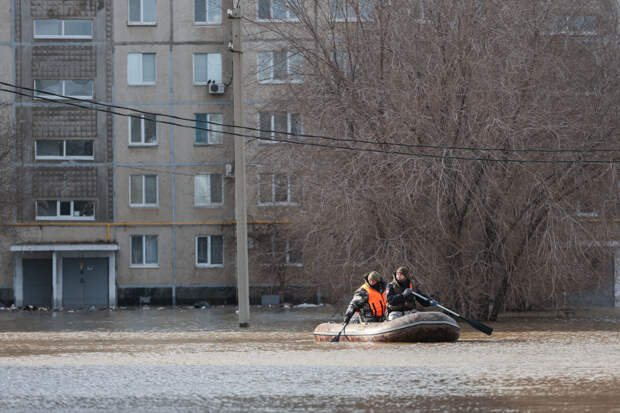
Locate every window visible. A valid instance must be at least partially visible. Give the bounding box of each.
[128,53,156,85]
[33,19,93,39]
[258,173,300,205]
[34,80,94,99]
[195,0,222,24]
[258,112,302,143]
[406,0,431,21]
[131,235,158,266]
[194,174,223,206]
[35,140,94,160]
[329,0,373,21]
[259,235,302,266]
[196,235,224,267]
[257,50,303,83]
[35,200,95,220]
[129,113,157,145]
[549,16,597,36]
[332,50,352,76]
[195,113,223,144]
[130,175,158,206]
[129,0,157,24]
[193,53,222,84]
[258,0,298,20]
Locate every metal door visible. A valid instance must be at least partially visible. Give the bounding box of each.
[63,258,109,309]
[22,259,53,307]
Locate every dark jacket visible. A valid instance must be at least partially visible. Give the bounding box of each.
[385,274,432,313]
[344,275,387,323]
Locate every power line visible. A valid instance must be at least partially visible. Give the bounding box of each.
[0,86,618,164]
[2,80,619,155]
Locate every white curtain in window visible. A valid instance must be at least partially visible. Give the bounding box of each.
[194,54,208,83]
[128,53,141,84]
[207,53,222,83]
[195,175,209,205]
[209,113,224,144]
[207,0,222,23]
[145,235,158,264]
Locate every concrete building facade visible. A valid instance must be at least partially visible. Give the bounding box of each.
[2,0,265,309]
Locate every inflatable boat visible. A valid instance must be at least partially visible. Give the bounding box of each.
[313,311,460,342]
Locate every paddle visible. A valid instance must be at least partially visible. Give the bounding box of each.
[331,316,352,342]
[412,291,493,335]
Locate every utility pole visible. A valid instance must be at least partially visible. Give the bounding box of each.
[229,5,250,327]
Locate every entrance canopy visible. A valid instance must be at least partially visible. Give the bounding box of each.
[10,244,119,252]
[11,243,119,309]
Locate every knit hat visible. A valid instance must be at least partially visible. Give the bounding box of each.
[367,271,382,282]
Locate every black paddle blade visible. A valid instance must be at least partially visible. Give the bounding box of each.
[330,333,342,342]
[462,316,493,335]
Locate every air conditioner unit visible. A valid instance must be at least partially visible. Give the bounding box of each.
[208,83,225,95]
[225,163,234,177]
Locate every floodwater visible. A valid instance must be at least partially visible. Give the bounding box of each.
[0,306,619,413]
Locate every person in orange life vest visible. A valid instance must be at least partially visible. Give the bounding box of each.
[343,271,387,323]
[385,266,436,321]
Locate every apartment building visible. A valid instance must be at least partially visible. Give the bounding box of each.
[1,0,310,310]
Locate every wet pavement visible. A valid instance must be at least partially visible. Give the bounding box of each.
[0,306,619,412]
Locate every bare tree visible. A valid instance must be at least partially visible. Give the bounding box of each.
[248,0,619,319]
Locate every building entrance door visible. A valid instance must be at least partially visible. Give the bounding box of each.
[62,258,109,309]
[22,258,53,307]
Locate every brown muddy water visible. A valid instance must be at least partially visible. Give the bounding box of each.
[0,306,619,412]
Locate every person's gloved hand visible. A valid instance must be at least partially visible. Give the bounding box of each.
[428,299,438,306]
[402,288,413,297]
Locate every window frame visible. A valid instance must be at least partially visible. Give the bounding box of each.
[35,200,96,221]
[195,235,225,268]
[129,174,159,207]
[258,112,302,144]
[547,15,598,36]
[33,19,93,39]
[130,234,159,267]
[194,113,224,145]
[257,51,304,84]
[127,53,157,86]
[128,0,157,25]
[260,235,303,267]
[34,139,94,160]
[194,0,223,25]
[33,80,94,100]
[258,172,299,206]
[192,53,223,85]
[329,0,373,22]
[128,114,158,146]
[257,0,299,21]
[194,173,224,207]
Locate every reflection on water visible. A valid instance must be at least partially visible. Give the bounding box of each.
[0,307,619,412]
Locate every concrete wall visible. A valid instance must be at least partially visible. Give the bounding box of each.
[112,0,237,301]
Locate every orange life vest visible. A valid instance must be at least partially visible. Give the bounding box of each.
[361,284,387,318]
